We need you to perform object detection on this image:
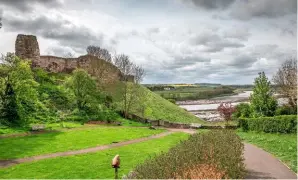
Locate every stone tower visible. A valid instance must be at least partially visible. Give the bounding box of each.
[15,34,40,63]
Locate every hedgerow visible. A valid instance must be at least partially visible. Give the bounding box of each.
[125,130,245,179]
[238,115,297,133]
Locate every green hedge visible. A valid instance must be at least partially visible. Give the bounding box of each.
[125,130,245,179]
[238,115,297,133]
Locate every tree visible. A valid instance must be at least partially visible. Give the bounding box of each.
[86,45,112,62]
[217,102,235,125]
[113,54,145,118]
[233,103,251,118]
[250,72,277,117]
[0,17,2,29]
[0,54,42,126]
[272,58,297,108]
[65,69,98,111]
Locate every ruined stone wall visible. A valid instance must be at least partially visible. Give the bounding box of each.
[15,34,40,63]
[15,34,132,84]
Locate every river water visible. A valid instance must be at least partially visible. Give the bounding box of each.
[178,91,287,122]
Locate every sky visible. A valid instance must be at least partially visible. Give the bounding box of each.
[0,0,297,84]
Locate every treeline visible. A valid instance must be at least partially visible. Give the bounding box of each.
[0,48,144,128]
[146,85,175,91]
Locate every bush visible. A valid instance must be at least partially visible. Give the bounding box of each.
[275,105,297,116]
[238,115,297,133]
[125,130,245,179]
[233,103,251,118]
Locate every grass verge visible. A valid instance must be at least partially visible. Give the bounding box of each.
[0,132,189,179]
[0,127,164,159]
[237,131,297,172]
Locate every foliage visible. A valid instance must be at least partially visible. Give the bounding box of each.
[126,130,245,179]
[0,133,188,179]
[272,58,297,108]
[275,105,297,115]
[0,126,164,159]
[233,103,251,118]
[250,72,277,117]
[0,54,44,126]
[65,69,99,111]
[237,131,297,172]
[238,115,297,133]
[217,102,236,124]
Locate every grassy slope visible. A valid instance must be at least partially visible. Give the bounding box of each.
[0,132,189,179]
[130,85,204,124]
[0,127,164,159]
[237,131,297,172]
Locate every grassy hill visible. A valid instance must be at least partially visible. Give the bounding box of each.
[110,84,205,124]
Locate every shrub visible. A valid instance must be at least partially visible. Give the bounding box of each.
[238,115,297,133]
[125,130,245,179]
[275,105,297,116]
[233,103,251,118]
[217,102,236,124]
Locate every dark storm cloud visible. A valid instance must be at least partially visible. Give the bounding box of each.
[4,14,104,54]
[184,0,296,20]
[0,0,63,12]
[230,0,297,20]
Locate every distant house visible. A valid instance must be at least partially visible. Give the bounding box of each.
[164,87,175,91]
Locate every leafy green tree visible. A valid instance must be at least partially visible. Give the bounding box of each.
[0,54,42,126]
[65,69,99,112]
[233,103,251,118]
[250,72,277,117]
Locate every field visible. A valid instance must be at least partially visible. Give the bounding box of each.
[237,131,297,172]
[149,85,236,101]
[0,126,164,159]
[0,132,189,179]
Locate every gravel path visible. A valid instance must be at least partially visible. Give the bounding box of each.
[244,143,297,179]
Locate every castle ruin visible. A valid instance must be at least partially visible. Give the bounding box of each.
[15,34,134,84]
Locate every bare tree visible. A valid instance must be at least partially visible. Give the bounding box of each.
[0,17,2,29]
[272,58,297,108]
[63,52,75,58]
[86,45,112,63]
[113,54,145,118]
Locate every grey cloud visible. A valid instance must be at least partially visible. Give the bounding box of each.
[230,0,297,20]
[225,55,257,67]
[186,0,235,10]
[165,55,210,69]
[0,0,63,12]
[190,32,245,52]
[5,14,104,54]
[223,29,251,41]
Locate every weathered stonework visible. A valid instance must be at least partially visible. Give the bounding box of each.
[15,34,131,84]
[15,34,40,63]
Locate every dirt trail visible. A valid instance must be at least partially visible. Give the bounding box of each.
[244,143,297,179]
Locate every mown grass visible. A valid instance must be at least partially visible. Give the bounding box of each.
[0,127,164,159]
[237,131,297,172]
[0,132,189,179]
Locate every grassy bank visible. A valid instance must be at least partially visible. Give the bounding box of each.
[0,127,164,159]
[0,132,189,179]
[111,84,204,124]
[237,131,297,172]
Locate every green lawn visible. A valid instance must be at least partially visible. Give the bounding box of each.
[0,127,164,159]
[0,132,189,179]
[237,131,297,172]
